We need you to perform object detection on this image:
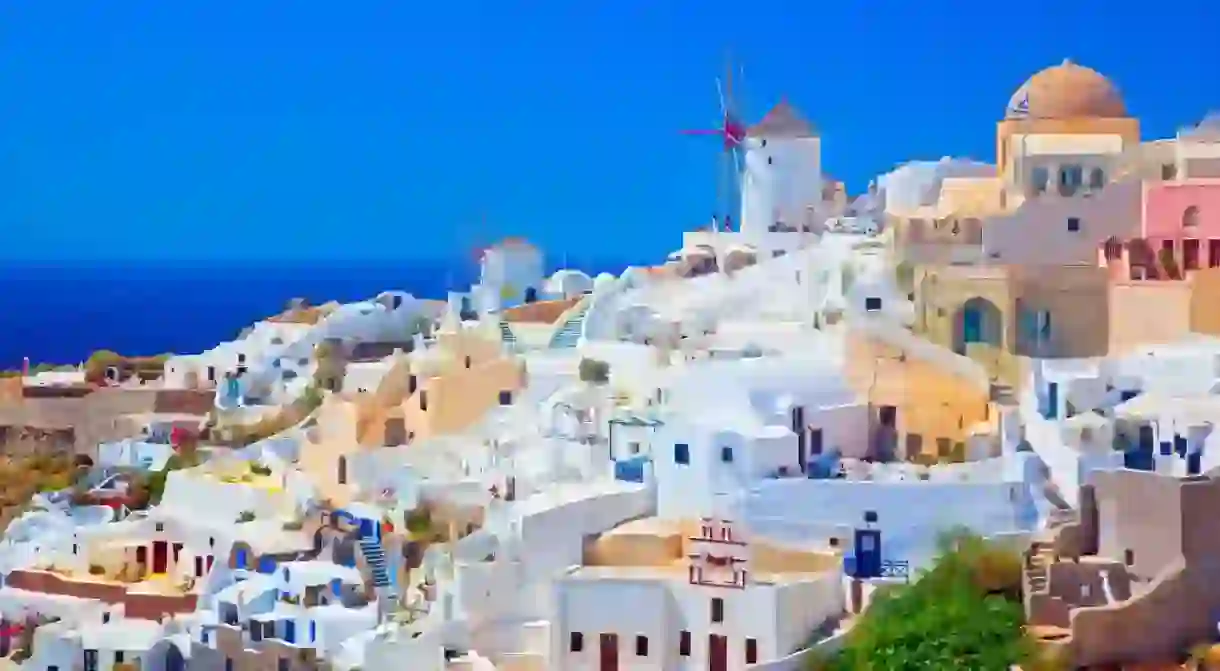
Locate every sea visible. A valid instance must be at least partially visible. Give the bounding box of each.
[0,257,639,369]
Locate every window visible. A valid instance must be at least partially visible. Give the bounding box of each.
[83,650,98,671]
[1081,584,1092,599]
[1088,167,1105,190]
[1059,165,1083,196]
[721,446,734,463]
[225,658,234,671]
[674,443,690,465]
[464,356,472,368]
[760,139,767,148]
[711,597,725,623]
[629,441,641,455]
[1103,237,1123,261]
[746,638,758,664]
[1030,166,1049,194]
[679,631,691,656]
[767,156,772,165]
[570,632,584,652]
[1185,239,1201,270]
[207,366,216,383]
[278,658,289,671]
[237,353,246,363]
[1124,549,1135,566]
[635,635,649,656]
[498,390,513,406]
[1067,217,1081,232]
[1162,163,1178,180]
[865,297,882,312]
[1211,239,1220,268]
[420,391,428,411]
[337,456,348,485]
[155,522,164,532]
[1184,205,1201,228]
[408,374,418,394]
[114,652,124,663]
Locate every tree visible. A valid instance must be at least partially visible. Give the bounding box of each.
[578,358,610,385]
[815,531,1035,671]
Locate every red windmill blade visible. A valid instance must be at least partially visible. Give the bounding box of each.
[682,56,749,235]
[681,76,747,152]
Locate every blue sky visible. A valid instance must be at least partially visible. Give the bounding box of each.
[1,1,1217,263]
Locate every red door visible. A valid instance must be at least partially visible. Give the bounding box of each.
[153,541,169,573]
[709,634,727,671]
[599,633,618,671]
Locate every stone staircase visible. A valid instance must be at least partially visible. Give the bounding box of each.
[1026,540,1054,595]
[990,380,1018,407]
[359,533,396,596]
[548,301,590,349]
[498,320,517,348]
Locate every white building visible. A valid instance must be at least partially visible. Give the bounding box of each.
[478,239,545,306]
[553,517,843,671]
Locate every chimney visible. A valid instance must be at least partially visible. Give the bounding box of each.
[21,357,29,377]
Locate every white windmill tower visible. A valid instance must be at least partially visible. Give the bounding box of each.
[740,98,822,243]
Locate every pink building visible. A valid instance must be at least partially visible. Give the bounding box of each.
[1099,179,1220,279]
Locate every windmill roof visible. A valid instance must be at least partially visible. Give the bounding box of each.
[748,100,817,138]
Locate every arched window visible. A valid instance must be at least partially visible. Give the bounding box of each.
[1030,166,1050,194]
[1103,237,1124,262]
[1088,167,1106,190]
[1184,205,1201,228]
[337,455,347,485]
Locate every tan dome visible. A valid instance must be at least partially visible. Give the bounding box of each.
[1005,60,1126,120]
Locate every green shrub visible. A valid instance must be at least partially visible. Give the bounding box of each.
[816,531,1034,671]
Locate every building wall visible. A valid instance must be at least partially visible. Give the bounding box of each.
[4,569,197,619]
[553,573,842,671]
[741,136,823,236]
[741,478,1029,568]
[983,180,1143,266]
[298,397,363,506]
[845,330,992,459]
[995,117,1140,185]
[1142,180,1220,238]
[189,625,320,671]
[1058,469,1220,666]
[1190,267,1220,336]
[1107,282,1193,353]
[913,264,1109,381]
[359,326,525,445]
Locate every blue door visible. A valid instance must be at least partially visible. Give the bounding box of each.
[258,556,276,574]
[1188,451,1202,475]
[283,620,296,644]
[1046,383,1059,420]
[963,307,982,344]
[358,517,378,540]
[853,528,882,579]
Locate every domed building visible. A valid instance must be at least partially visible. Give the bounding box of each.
[996,60,1140,189]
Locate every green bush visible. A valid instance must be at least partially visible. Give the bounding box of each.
[816,531,1033,671]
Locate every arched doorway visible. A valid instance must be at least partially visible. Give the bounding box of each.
[523,287,538,304]
[953,297,1002,355]
[164,642,186,671]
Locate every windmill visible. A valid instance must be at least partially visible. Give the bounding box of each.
[681,55,748,234]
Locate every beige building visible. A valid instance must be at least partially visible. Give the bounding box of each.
[298,317,526,506]
[845,323,996,463]
[1026,468,1220,667]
